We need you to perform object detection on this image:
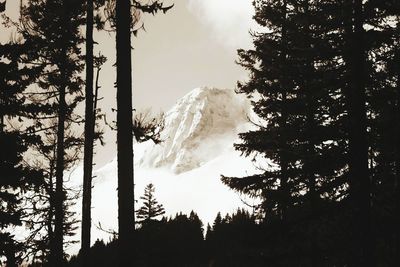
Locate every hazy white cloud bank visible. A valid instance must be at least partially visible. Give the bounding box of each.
[187,0,257,50]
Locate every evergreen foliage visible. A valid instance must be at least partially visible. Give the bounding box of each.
[18,0,85,264]
[24,119,82,265]
[222,0,400,265]
[66,211,205,267]
[0,41,44,267]
[1,0,400,266]
[136,183,165,223]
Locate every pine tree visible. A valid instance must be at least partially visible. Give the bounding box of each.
[221,0,375,264]
[221,0,295,222]
[364,1,400,264]
[81,0,95,264]
[318,1,397,264]
[221,0,343,225]
[136,183,165,223]
[391,14,400,266]
[23,119,82,265]
[81,2,108,265]
[19,0,85,264]
[340,1,372,264]
[221,0,400,265]
[0,41,44,267]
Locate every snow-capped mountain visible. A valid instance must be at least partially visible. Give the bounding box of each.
[135,87,251,173]
[67,87,260,254]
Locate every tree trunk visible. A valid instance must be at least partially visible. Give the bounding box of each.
[52,77,66,266]
[394,69,400,266]
[52,1,68,265]
[301,0,318,208]
[116,0,135,266]
[279,0,289,222]
[81,0,94,265]
[345,0,373,265]
[47,170,55,261]
[5,245,17,267]
[0,105,3,133]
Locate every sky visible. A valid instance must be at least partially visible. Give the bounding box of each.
[100,0,256,111]
[0,0,256,167]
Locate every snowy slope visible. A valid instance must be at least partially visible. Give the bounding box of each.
[135,87,251,173]
[68,87,261,254]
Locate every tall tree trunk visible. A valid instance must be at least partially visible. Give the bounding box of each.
[116,0,135,266]
[47,167,55,261]
[81,0,94,264]
[393,18,400,263]
[302,0,318,208]
[394,68,400,266]
[345,0,373,265]
[279,92,289,222]
[52,2,68,264]
[278,0,289,222]
[52,77,66,266]
[5,244,17,267]
[303,4,318,264]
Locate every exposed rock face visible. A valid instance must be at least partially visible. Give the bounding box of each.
[136,87,251,173]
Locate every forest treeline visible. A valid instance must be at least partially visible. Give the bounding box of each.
[65,208,259,267]
[0,0,399,266]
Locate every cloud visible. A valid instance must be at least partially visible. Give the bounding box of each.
[187,0,257,50]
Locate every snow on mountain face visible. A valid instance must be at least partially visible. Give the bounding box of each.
[65,87,260,255]
[136,87,251,173]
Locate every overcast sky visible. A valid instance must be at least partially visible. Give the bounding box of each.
[1,0,256,167]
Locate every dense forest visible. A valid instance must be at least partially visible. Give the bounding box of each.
[1,0,400,266]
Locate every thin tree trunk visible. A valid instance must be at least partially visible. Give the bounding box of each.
[303,5,318,266]
[392,19,400,263]
[116,0,135,266]
[279,0,289,222]
[53,78,66,266]
[52,1,68,264]
[0,89,3,132]
[345,0,373,265]
[0,112,3,133]
[280,92,289,222]
[47,173,55,261]
[81,0,94,265]
[394,70,400,266]
[302,0,318,207]
[94,61,101,115]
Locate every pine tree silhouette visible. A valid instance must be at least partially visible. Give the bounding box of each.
[0,41,44,267]
[136,183,165,223]
[19,1,85,264]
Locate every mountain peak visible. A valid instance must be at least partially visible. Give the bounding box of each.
[136,86,250,173]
